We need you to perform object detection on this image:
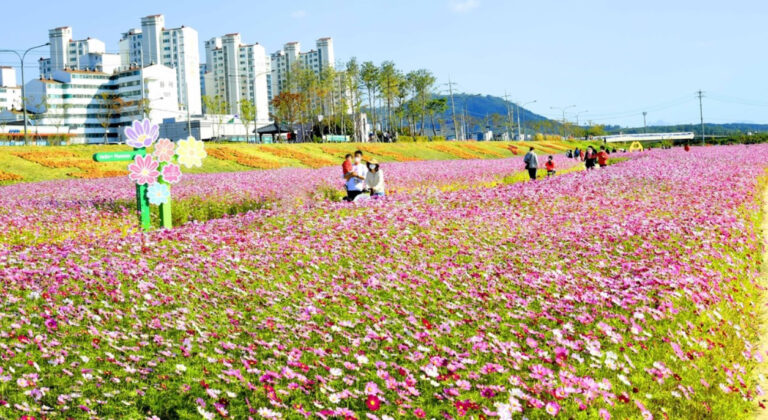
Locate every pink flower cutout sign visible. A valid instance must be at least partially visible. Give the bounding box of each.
[92,118,206,230]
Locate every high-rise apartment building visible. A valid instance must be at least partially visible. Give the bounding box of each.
[203,33,270,123]
[269,37,334,101]
[39,26,118,78]
[118,14,202,115]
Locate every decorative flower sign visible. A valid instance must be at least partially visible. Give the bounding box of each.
[92,118,207,230]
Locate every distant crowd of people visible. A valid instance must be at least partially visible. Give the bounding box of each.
[524,145,612,180]
[342,150,385,201]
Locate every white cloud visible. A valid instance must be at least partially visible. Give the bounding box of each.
[450,0,480,13]
[291,10,307,19]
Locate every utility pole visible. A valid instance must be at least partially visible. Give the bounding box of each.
[550,105,575,138]
[642,111,647,133]
[503,91,513,140]
[518,100,536,141]
[697,90,705,144]
[463,107,469,140]
[447,78,460,140]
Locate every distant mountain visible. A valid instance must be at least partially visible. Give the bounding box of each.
[434,93,547,123]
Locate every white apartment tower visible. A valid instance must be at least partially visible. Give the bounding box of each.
[39,27,114,78]
[203,33,270,123]
[269,38,334,101]
[0,67,21,111]
[118,14,202,115]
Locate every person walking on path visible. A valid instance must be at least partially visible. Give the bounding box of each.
[597,146,609,168]
[523,147,539,180]
[584,146,597,170]
[365,159,386,197]
[344,150,368,201]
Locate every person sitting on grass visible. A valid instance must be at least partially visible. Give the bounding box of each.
[545,156,556,176]
[523,147,539,180]
[343,150,368,201]
[365,158,386,197]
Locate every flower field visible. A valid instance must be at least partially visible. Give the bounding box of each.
[0,145,766,419]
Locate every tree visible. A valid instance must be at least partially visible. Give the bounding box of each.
[426,98,448,137]
[379,61,400,134]
[239,98,256,143]
[202,95,227,142]
[406,69,436,136]
[344,58,363,142]
[98,91,122,144]
[271,91,302,142]
[360,62,379,138]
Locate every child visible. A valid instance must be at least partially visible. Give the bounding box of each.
[342,154,353,176]
[545,155,556,176]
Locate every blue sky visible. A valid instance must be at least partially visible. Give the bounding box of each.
[0,0,766,127]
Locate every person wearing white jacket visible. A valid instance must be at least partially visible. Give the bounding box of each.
[365,159,386,197]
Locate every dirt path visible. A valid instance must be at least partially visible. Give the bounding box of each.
[756,185,768,419]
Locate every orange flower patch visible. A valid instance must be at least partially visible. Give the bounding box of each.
[0,170,23,182]
[428,143,483,160]
[359,145,421,162]
[461,143,505,158]
[260,146,335,169]
[319,145,356,159]
[208,147,283,169]
[13,150,128,179]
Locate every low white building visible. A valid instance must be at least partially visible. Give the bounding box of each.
[25,64,182,144]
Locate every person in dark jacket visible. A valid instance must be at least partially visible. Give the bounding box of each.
[523,147,539,180]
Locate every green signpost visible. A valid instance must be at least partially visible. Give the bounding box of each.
[92,147,168,230]
[93,118,206,232]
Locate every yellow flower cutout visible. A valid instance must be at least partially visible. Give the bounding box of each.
[175,136,207,168]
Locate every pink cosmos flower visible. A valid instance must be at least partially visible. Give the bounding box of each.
[161,163,182,184]
[128,155,160,185]
[153,138,176,162]
[413,408,426,418]
[545,401,560,416]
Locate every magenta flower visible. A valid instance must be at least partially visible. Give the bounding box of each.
[44,318,57,330]
[125,118,159,149]
[153,138,176,163]
[161,163,182,184]
[128,155,160,185]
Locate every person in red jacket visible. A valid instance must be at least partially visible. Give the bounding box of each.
[597,146,609,168]
[684,144,690,152]
[545,155,556,176]
[342,154,353,176]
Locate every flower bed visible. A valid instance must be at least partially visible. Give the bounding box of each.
[0,170,22,182]
[208,147,283,170]
[428,142,485,160]
[0,146,764,419]
[260,145,336,168]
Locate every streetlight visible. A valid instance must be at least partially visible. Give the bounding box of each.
[573,110,588,127]
[642,111,648,133]
[0,42,50,142]
[550,105,576,138]
[517,100,536,140]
